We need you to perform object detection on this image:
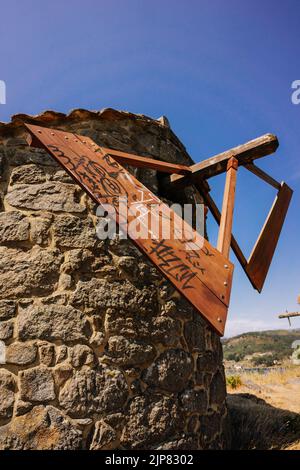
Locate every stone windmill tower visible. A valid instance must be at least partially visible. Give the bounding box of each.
[0,108,230,450]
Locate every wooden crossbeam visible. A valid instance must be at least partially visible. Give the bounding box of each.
[167,133,278,190]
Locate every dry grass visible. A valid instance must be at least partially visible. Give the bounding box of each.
[240,366,300,387]
[226,366,300,449]
[284,440,300,450]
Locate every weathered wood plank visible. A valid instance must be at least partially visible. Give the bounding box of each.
[278,312,300,319]
[168,133,279,189]
[246,182,293,292]
[217,158,238,258]
[78,133,233,307]
[25,123,234,336]
[98,146,192,175]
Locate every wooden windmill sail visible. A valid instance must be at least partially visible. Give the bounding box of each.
[25,124,293,336]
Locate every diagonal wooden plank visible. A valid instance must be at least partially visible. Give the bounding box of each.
[75,134,234,305]
[246,182,293,292]
[76,133,233,307]
[96,147,192,175]
[244,163,281,190]
[25,123,234,336]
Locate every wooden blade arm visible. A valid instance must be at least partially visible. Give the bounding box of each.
[246,182,293,292]
[199,182,293,292]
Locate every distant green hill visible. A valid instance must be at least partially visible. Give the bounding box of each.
[222,329,300,365]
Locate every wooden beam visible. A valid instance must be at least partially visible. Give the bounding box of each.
[279,311,300,326]
[278,312,300,319]
[198,184,247,263]
[245,163,281,190]
[217,158,238,258]
[98,146,192,175]
[246,182,293,292]
[168,133,279,189]
[26,132,192,176]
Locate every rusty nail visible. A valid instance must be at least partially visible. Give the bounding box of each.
[224,264,228,269]
[224,281,228,286]
[217,317,222,323]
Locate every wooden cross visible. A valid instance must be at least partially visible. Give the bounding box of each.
[25,124,293,336]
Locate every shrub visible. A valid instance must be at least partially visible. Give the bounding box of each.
[226,375,242,389]
[226,352,242,362]
[251,355,276,367]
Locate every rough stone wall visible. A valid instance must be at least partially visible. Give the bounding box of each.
[0,108,230,450]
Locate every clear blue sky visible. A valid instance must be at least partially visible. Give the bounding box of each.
[0,0,299,336]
